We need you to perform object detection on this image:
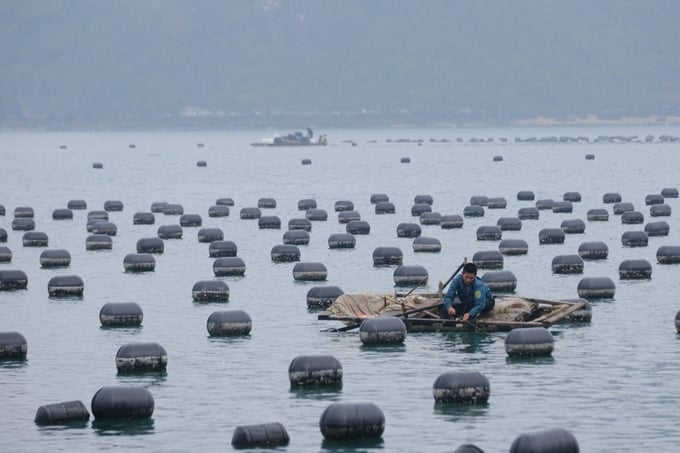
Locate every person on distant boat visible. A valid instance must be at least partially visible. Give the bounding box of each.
[442,262,495,321]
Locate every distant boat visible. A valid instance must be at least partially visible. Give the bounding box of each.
[251,128,328,147]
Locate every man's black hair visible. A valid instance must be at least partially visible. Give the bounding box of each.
[463,262,478,275]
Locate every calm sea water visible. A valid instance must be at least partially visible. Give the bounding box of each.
[1,126,679,452]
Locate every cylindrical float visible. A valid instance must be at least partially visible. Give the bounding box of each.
[257,197,277,208]
[283,230,310,245]
[621,231,648,247]
[552,201,573,213]
[14,206,35,218]
[85,234,112,250]
[661,188,678,198]
[34,400,89,425]
[213,257,246,276]
[288,218,312,231]
[0,246,11,263]
[413,236,441,253]
[289,355,343,386]
[360,317,406,345]
[393,264,428,286]
[397,222,422,238]
[577,241,608,260]
[209,240,237,257]
[12,218,35,231]
[603,192,622,203]
[91,386,154,420]
[22,231,49,247]
[411,203,432,217]
[645,220,669,237]
[258,216,281,229]
[535,199,555,210]
[216,197,235,206]
[100,302,143,326]
[208,205,230,217]
[338,211,361,224]
[586,208,609,221]
[539,228,565,244]
[116,342,167,373]
[481,270,517,293]
[497,217,521,231]
[0,331,27,359]
[328,233,356,249]
[469,195,488,206]
[499,239,529,256]
[157,224,183,239]
[48,275,84,297]
[414,194,433,205]
[505,326,554,356]
[52,208,73,220]
[306,209,328,221]
[40,249,71,267]
[197,227,224,243]
[137,237,164,254]
[613,202,634,215]
[440,215,464,228]
[67,199,87,210]
[240,207,262,219]
[319,402,385,440]
[347,220,370,234]
[432,371,490,404]
[517,190,535,201]
[560,219,585,234]
[509,428,579,453]
[104,200,124,212]
[551,255,584,274]
[123,254,156,272]
[419,212,442,225]
[207,310,252,336]
[180,214,202,227]
[621,211,644,224]
[150,201,168,213]
[163,203,184,215]
[518,207,539,220]
[91,221,117,236]
[335,200,355,211]
[0,270,28,290]
[563,192,581,202]
[645,194,665,205]
[476,226,502,241]
[370,194,389,204]
[192,280,230,301]
[657,245,680,264]
[463,206,485,217]
[298,199,317,210]
[487,197,507,209]
[132,212,155,225]
[306,286,344,309]
[577,277,616,299]
[472,250,504,269]
[374,202,395,214]
[373,247,403,266]
[619,259,652,279]
[650,204,671,217]
[293,262,328,281]
[271,244,301,262]
[231,422,289,449]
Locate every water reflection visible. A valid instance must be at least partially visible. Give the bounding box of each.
[37,421,89,431]
[433,403,490,421]
[439,333,499,354]
[505,355,556,365]
[92,418,154,436]
[289,384,343,401]
[0,358,28,369]
[320,437,384,452]
[116,373,167,387]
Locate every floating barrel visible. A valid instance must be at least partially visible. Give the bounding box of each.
[603,192,622,203]
[645,220,669,236]
[158,224,183,239]
[432,371,490,404]
[0,246,11,263]
[487,197,507,209]
[216,197,235,206]
[650,204,671,217]
[150,201,168,213]
[180,214,202,227]
[258,216,281,229]
[335,200,355,211]
[116,342,167,373]
[621,231,648,247]
[0,204,4,215]
[271,244,301,262]
[48,275,84,297]
[257,197,277,208]
[469,195,488,206]
[306,286,344,309]
[676,311,680,333]
[497,217,522,231]
[14,206,34,218]
[621,211,644,224]
[23,231,48,247]
[560,219,585,234]
[52,208,73,220]
[192,280,230,301]
[240,207,261,219]
[85,219,101,232]
[440,214,464,228]
[163,203,184,215]
[414,194,433,205]
[499,239,529,255]
[552,201,573,213]
[207,310,252,336]
[463,205,485,217]
[578,241,608,259]
[372,247,403,266]
[0,228,6,242]
[374,202,395,214]
[370,193,389,204]
[577,277,616,299]
[132,212,155,225]
[40,249,71,267]
[213,257,246,276]
[298,198,317,210]
[86,234,112,250]
[585,153,595,160]
[231,422,290,449]
[209,240,237,257]
[393,264,428,286]
[661,188,679,198]
[645,194,665,205]
[34,400,90,425]
[411,203,432,216]
[104,200,123,212]
[476,226,502,240]
[454,445,485,453]
[289,355,343,386]
[619,259,652,279]
[196,228,223,243]
[338,211,361,224]
[0,270,28,290]
[68,199,87,210]
[91,221,117,236]
[301,158,312,165]
[319,402,385,440]
[397,222,421,238]
[293,262,328,281]
[413,236,441,253]
[347,220,370,234]
[283,230,310,245]
[613,202,634,215]
[134,238,163,255]
[517,190,535,201]
[360,317,407,345]
[551,255,584,274]
[539,228,565,244]
[124,253,155,272]
[400,157,410,163]
[328,233,356,249]
[657,245,680,264]
[563,298,593,322]
[88,210,108,221]
[0,331,27,358]
[420,212,442,225]
[473,250,504,269]
[288,218,312,231]
[92,162,103,169]
[535,199,554,210]
[563,192,581,202]
[518,207,539,220]
[505,326,553,356]
[509,428,579,453]
[481,270,517,293]
[492,155,503,162]
[91,386,154,420]
[196,160,207,167]
[208,205,230,217]
[100,302,143,326]
[306,209,328,221]
[12,218,35,231]
[587,208,609,221]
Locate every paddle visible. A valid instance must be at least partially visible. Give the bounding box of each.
[437,258,467,297]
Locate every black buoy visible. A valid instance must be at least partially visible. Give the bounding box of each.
[346,220,371,234]
[338,211,361,224]
[335,200,355,212]
[123,253,156,272]
[231,422,290,449]
[0,228,7,242]
[67,199,87,210]
[499,239,529,255]
[463,205,485,217]
[469,195,488,206]
[621,231,648,247]
[293,262,328,281]
[657,245,680,264]
[192,280,230,301]
[419,212,442,225]
[257,197,277,208]
[0,246,11,263]
[301,158,312,165]
[551,255,584,274]
[0,270,28,290]
[411,203,432,217]
[132,212,155,225]
[603,192,622,203]
[100,302,143,326]
[472,250,504,269]
[518,207,539,220]
[661,188,678,198]
[517,190,535,201]
[91,386,154,420]
[306,208,328,221]
[22,231,49,247]
[360,317,406,345]
[104,200,124,212]
[328,233,356,249]
[163,203,184,215]
[413,236,442,253]
[613,202,634,215]
[306,286,344,309]
[414,194,434,205]
[0,331,27,359]
[397,222,422,238]
[476,225,502,240]
[645,220,669,237]
[432,371,490,404]
[289,355,343,386]
[374,202,396,214]
[481,270,517,293]
[319,402,385,440]
[552,201,573,213]
[208,205,230,217]
[137,237,164,254]
[535,199,555,210]
[213,257,246,276]
[585,153,595,160]
[577,277,616,299]
[150,201,168,213]
[258,216,281,229]
[157,224,183,239]
[48,275,84,297]
[650,204,671,217]
[509,428,579,453]
[586,208,609,221]
[91,221,117,236]
[34,400,90,425]
[180,214,202,227]
[12,218,36,231]
[578,241,608,260]
[370,194,389,204]
[497,217,522,231]
[88,210,108,221]
[14,206,35,218]
[645,194,665,205]
[619,259,652,279]
[239,207,262,220]
[539,228,565,244]
[288,218,312,231]
[298,199,317,210]
[400,156,410,163]
[40,249,71,267]
[196,160,207,167]
[86,234,113,250]
[92,162,103,169]
[505,326,554,356]
[216,198,235,206]
[440,215,464,228]
[209,240,238,257]
[271,244,301,262]
[207,310,252,336]
[393,264,428,286]
[492,155,503,162]
[197,228,224,243]
[487,197,507,209]
[621,211,644,224]
[116,342,167,373]
[283,230,310,245]
[372,247,403,266]
[560,219,585,234]
[563,298,593,322]
[563,191,581,202]
[52,208,73,220]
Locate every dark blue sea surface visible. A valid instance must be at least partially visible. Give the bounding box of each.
[1,126,679,452]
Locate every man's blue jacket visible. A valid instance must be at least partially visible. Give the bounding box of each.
[443,274,494,319]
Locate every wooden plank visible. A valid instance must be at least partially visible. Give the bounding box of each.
[519,296,578,306]
[540,301,585,324]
